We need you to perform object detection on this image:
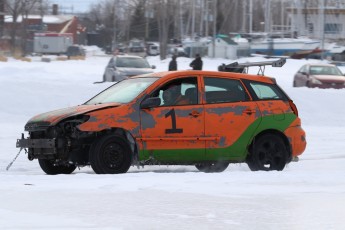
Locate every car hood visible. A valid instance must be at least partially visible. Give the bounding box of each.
[313,75,345,82]
[26,103,121,128]
[117,67,153,76]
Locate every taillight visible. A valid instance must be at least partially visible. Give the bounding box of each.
[289,100,299,116]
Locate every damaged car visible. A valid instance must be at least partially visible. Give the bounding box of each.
[16,59,306,174]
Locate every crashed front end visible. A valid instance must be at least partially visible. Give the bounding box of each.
[16,115,92,165]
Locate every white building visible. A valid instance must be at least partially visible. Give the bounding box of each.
[208,36,238,59]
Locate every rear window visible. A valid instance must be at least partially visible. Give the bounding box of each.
[249,82,286,100]
[204,77,247,103]
[116,57,150,68]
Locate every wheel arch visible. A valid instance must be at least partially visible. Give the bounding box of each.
[248,129,292,162]
[91,127,139,165]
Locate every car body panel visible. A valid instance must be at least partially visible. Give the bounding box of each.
[139,104,205,161]
[26,103,121,127]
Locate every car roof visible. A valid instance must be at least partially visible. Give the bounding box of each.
[113,55,144,59]
[306,63,337,67]
[132,70,276,84]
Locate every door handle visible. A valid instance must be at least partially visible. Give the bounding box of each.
[189,111,201,118]
[243,109,255,115]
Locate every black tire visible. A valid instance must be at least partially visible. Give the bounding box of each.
[89,134,132,174]
[38,159,76,175]
[195,162,229,173]
[293,81,297,87]
[246,134,288,171]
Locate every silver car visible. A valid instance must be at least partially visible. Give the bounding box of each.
[103,55,155,82]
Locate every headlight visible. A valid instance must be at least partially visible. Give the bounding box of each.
[311,78,322,85]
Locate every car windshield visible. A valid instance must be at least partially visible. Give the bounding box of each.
[310,66,343,76]
[85,77,158,104]
[116,57,150,68]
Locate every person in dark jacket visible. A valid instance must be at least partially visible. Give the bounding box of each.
[189,54,203,70]
[168,55,177,71]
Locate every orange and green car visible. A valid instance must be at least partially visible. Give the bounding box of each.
[17,67,306,174]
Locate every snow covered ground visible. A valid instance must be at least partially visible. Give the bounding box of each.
[1,49,345,229]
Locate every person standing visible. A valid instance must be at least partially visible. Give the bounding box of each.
[189,54,203,70]
[168,55,177,71]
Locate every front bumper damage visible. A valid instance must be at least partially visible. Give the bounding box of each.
[16,137,56,149]
[16,134,68,160]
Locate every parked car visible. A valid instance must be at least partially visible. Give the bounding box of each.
[103,55,155,82]
[66,45,85,59]
[293,63,345,89]
[147,43,160,56]
[16,62,306,174]
[169,47,187,57]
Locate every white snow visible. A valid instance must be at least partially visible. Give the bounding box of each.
[1,50,345,229]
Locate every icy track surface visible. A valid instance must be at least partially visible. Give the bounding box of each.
[1,51,345,229]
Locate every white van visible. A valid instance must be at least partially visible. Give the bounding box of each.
[147,44,160,56]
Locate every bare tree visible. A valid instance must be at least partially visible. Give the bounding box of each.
[5,0,42,55]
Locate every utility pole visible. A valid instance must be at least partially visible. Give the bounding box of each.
[205,0,209,37]
[0,0,5,37]
[264,0,271,33]
[249,0,253,34]
[212,0,217,58]
[242,0,246,32]
[179,0,183,40]
[191,0,195,38]
[112,1,117,53]
[199,0,204,36]
[145,0,154,41]
[319,0,325,60]
[296,0,302,37]
[281,0,284,35]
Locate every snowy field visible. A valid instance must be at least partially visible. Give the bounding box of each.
[1,48,345,229]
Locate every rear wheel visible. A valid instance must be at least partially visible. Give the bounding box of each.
[38,159,76,175]
[89,135,132,174]
[195,162,229,173]
[246,134,288,171]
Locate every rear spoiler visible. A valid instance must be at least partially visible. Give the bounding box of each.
[218,58,286,76]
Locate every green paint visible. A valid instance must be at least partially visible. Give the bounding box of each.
[138,113,297,163]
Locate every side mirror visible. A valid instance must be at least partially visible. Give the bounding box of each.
[300,71,307,75]
[151,65,156,69]
[141,97,161,109]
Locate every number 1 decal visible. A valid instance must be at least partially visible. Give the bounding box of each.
[165,109,183,134]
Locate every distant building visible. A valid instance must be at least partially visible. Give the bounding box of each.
[208,35,238,59]
[287,7,345,41]
[4,15,80,42]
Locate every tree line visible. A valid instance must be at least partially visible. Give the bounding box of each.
[2,0,341,58]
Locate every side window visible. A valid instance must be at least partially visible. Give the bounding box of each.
[204,77,247,104]
[249,82,285,100]
[151,77,198,106]
[298,65,307,73]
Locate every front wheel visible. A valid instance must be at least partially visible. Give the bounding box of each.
[89,135,132,174]
[38,159,76,175]
[195,162,229,173]
[246,134,288,171]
